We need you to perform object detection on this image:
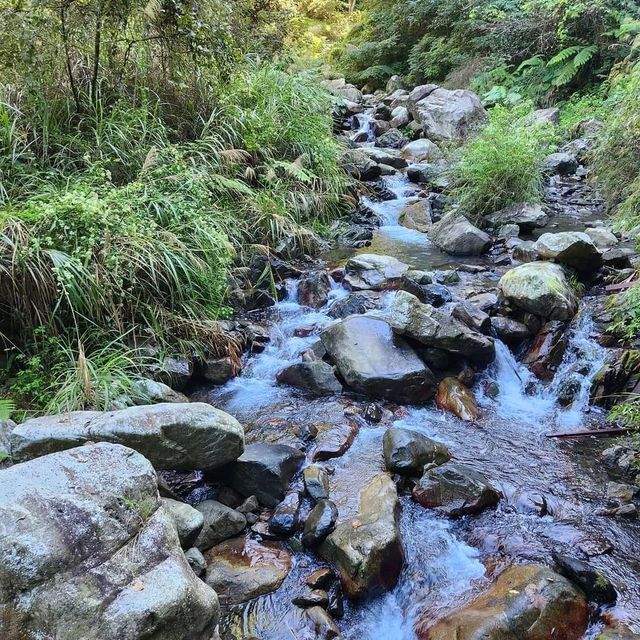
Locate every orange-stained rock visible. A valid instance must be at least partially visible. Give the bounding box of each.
[417,564,589,640]
[435,377,479,421]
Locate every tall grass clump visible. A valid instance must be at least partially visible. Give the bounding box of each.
[452,105,556,219]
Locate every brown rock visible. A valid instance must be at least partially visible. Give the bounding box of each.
[435,378,479,421]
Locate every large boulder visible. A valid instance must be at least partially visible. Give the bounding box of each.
[410,87,486,141]
[320,316,436,404]
[204,536,291,605]
[542,152,579,176]
[376,128,410,150]
[428,211,492,256]
[386,291,495,366]
[0,443,219,640]
[227,442,304,507]
[487,203,549,231]
[10,403,244,472]
[162,498,204,548]
[401,139,443,163]
[320,474,404,599]
[412,462,500,517]
[499,262,578,321]
[383,427,450,476]
[343,253,409,291]
[534,232,602,272]
[418,564,589,640]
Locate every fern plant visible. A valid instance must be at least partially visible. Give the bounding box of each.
[0,399,14,421]
[546,45,598,86]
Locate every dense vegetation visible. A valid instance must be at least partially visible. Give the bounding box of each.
[0,0,349,414]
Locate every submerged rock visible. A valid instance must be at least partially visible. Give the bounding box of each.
[418,564,589,640]
[276,361,343,395]
[227,442,304,507]
[412,462,500,517]
[0,443,219,640]
[10,402,244,472]
[320,316,437,404]
[386,290,495,366]
[499,262,577,321]
[383,427,451,476]
[304,606,343,640]
[435,377,479,421]
[343,253,409,291]
[320,474,404,599]
[204,536,292,605]
[552,551,617,605]
[428,211,492,256]
[399,199,432,232]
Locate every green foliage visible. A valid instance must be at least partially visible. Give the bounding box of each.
[335,0,640,99]
[608,287,640,341]
[593,63,640,230]
[0,399,14,421]
[452,105,556,218]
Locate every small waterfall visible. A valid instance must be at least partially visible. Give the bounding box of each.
[210,277,347,413]
[352,109,376,143]
[479,308,607,430]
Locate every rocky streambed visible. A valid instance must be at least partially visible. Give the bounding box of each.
[2,80,640,640]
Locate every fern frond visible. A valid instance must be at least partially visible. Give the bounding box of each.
[573,45,598,68]
[552,62,580,86]
[547,46,583,67]
[517,55,545,72]
[0,399,15,421]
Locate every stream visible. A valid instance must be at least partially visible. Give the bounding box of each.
[194,120,640,639]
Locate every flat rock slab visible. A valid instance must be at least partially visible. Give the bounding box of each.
[311,421,360,461]
[10,402,244,472]
[204,536,292,605]
[0,443,218,640]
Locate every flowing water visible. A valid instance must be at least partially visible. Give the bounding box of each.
[199,175,640,639]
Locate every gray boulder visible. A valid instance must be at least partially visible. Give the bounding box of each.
[194,500,246,552]
[0,443,218,640]
[412,462,500,517]
[343,253,409,291]
[151,356,193,391]
[529,107,560,126]
[487,203,549,231]
[428,211,492,256]
[390,106,410,128]
[304,464,330,501]
[343,150,382,181]
[320,316,436,404]
[276,361,343,395]
[386,291,495,366]
[491,316,532,343]
[534,231,602,272]
[320,475,404,599]
[133,379,189,404]
[162,498,204,548]
[542,152,579,176]
[401,139,443,163]
[10,402,244,472]
[383,427,451,476]
[376,128,410,149]
[585,226,618,250]
[359,147,408,169]
[328,290,385,319]
[499,262,578,320]
[410,87,486,141]
[227,443,305,507]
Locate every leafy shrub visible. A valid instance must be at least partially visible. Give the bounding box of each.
[452,105,556,218]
